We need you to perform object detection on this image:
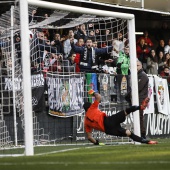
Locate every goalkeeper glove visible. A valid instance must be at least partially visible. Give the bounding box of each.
[88,89,95,96]
[94,139,99,145]
[94,140,105,145]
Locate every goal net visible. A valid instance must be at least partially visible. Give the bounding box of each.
[0,0,138,156]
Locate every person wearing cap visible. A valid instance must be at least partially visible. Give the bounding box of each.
[83,89,158,145]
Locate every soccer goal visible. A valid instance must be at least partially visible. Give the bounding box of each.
[0,0,140,157]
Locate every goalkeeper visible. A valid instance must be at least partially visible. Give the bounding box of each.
[83,89,157,145]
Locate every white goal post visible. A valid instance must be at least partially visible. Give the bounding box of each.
[20,0,140,156]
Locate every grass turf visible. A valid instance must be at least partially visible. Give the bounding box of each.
[0,138,170,170]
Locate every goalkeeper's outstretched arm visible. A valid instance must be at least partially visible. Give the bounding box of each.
[93,92,101,103]
[88,89,101,102]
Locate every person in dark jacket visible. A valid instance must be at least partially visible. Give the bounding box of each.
[137,60,149,139]
[125,60,149,138]
[70,38,113,73]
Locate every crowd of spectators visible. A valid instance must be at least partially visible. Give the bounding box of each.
[28,10,170,80]
[29,26,170,78]
[27,24,129,75]
[3,9,170,82]
[136,30,170,77]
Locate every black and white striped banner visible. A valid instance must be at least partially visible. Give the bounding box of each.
[47,73,84,117]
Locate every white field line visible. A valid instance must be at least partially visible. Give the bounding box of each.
[0,161,170,166]
[35,145,100,156]
[0,145,99,157]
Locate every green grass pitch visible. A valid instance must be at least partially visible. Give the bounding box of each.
[0,138,170,170]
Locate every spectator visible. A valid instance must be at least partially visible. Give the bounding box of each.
[70,38,113,73]
[62,52,76,73]
[137,60,149,139]
[136,30,153,50]
[160,66,170,89]
[73,38,84,73]
[158,51,166,74]
[164,39,170,54]
[116,32,126,52]
[92,40,98,48]
[51,33,64,54]
[115,46,130,104]
[95,29,101,42]
[14,33,21,62]
[116,46,130,75]
[31,28,58,67]
[29,9,37,23]
[101,29,112,47]
[76,37,84,47]
[164,53,170,68]
[88,30,95,42]
[110,39,120,60]
[76,24,87,41]
[160,66,170,77]
[136,38,150,71]
[48,53,63,72]
[73,25,79,37]
[146,49,158,75]
[156,39,165,56]
[96,39,115,74]
[125,60,149,139]
[63,29,77,59]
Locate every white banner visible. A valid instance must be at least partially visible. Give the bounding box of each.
[154,76,170,115]
[144,76,154,114]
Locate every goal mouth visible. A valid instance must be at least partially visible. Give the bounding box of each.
[0,0,137,156]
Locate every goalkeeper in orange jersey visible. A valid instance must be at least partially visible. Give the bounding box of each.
[83,89,157,145]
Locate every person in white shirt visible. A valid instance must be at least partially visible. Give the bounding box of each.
[63,30,77,59]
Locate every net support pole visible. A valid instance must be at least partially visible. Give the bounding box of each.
[11,5,18,147]
[128,18,141,139]
[141,0,144,9]
[19,0,34,155]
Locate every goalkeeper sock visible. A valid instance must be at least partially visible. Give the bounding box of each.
[129,133,143,143]
[126,106,140,115]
